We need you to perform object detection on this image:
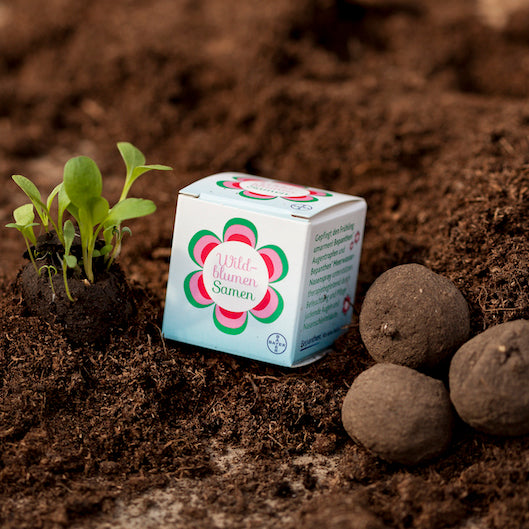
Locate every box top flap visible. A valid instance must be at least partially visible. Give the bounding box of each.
[179,173,365,220]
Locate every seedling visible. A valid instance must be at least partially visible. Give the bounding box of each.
[39,264,58,302]
[6,203,40,274]
[59,220,77,302]
[6,142,172,300]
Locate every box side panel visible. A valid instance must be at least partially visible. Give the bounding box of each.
[162,195,308,367]
[295,200,367,363]
[289,224,312,365]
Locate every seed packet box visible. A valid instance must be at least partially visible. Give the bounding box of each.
[162,173,367,367]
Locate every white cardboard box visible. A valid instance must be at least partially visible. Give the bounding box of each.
[162,173,366,367]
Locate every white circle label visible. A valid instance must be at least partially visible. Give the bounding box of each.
[202,241,269,312]
[239,179,307,198]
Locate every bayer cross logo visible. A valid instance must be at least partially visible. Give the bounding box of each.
[290,203,313,211]
[267,333,287,354]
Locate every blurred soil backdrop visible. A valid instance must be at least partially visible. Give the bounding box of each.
[1,0,529,528]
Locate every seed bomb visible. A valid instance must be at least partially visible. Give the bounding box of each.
[359,263,470,372]
[341,363,454,465]
[449,319,529,436]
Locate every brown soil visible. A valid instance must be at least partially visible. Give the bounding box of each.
[18,262,135,345]
[17,232,135,345]
[1,0,528,528]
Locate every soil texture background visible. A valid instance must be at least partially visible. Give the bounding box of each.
[1,0,529,528]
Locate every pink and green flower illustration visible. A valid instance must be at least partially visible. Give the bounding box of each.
[217,175,332,202]
[184,218,288,335]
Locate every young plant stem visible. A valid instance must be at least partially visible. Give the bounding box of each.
[83,223,104,283]
[106,236,121,270]
[106,251,117,270]
[61,260,75,302]
[119,184,131,203]
[55,214,64,246]
[40,265,57,301]
[47,218,60,241]
[83,244,94,283]
[24,235,39,275]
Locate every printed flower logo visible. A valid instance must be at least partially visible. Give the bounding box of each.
[184,218,288,335]
[217,175,332,202]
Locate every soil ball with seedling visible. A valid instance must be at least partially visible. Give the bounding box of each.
[6,142,172,344]
[341,363,454,465]
[449,319,529,436]
[19,232,134,344]
[359,263,470,372]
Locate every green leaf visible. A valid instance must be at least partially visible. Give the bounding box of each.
[78,207,93,241]
[54,184,71,245]
[9,204,39,246]
[87,196,110,225]
[117,142,172,200]
[13,203,35,226]
[63,219,76,255]
[106,198,156,225]
[118,142,145,178]
[103,225,116,245]
[12,175,44,208]
[58,184,70,216]
[6,221,39,244]
[5,222,38,231]
[12,175,48,223]
[40,264,57,276]
[65,255,77,268]
[130,164,172,185]
[46,183,62,212]
[67,203,80,223]
[63,156,103,209]
[6,221,39,231]
[100,244,113,256]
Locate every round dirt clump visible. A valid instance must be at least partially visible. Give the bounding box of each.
[359,263,470,372]
[449,319,529,436]
[341,363,454,465]
[18,262,135,345]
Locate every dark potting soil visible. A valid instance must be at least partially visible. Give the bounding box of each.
[1,0,529,528]
[18,262,135,345]
[17,231,135,345]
